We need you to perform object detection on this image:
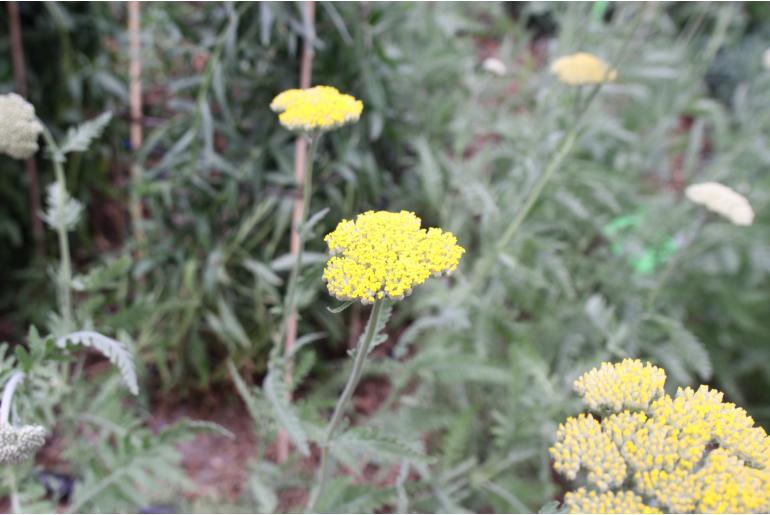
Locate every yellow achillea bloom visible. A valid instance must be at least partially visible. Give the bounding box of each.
[685,181,754,226]
[550,52,617,85]
[551,359,770,514]
[322,211,464,304]
[270,85,363,132]
[565,488,660,514]
[573,358,666,412]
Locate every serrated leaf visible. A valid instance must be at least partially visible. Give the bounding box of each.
[60,112,113,155]
[263,362,310,456]
[56,330,139,395]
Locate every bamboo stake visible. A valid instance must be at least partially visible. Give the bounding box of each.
[277,0,316,464]
[7,1,44,258]
[128,1,145,248]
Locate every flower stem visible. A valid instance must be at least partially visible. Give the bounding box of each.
[0,371,25,427]
[645,211,708,311]
[40,127,74,330]
[307,299,386,512]
[6,466,20,514]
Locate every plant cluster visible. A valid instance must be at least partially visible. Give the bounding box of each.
[1,2,769,514]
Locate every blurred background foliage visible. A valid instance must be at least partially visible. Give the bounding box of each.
[1,1,770,512]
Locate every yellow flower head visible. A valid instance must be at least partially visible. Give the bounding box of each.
[322,211,464,304]
[685,181,754,226]
[550,52,617,85]
[565,488,660,514]
[270,85,363,132]
[551,359,770,514]
[573,358,666,412]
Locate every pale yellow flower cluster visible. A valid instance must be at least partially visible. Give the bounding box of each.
[550,52,617,85]
[573,358,666,411]
[0,93,43,160]
[323,211,464,304]
[685,181,754,226]
[552,359,770,514]
[270,85,363,132]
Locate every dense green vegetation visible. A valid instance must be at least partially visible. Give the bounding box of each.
[1,2,769,513]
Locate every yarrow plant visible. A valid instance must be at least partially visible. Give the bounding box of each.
[268,85,363,462]
[648,180,754,309]
[550,52,617,85]
[550,359,770,513]
[308,211,464,510]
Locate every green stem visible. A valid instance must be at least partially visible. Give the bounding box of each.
[307,299,386,512]
[645,212,708,311]
[470,7,646,289]
[41,127,74,330]
[6,466,19,514]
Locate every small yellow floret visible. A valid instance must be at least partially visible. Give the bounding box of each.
[270,85,363,132]
[322,211,464,304]
[550,52,617,85]
[550,413,627,491]
[565,488,661,514]
[573,358,666,412]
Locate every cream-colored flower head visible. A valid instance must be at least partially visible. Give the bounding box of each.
[551,359,770,514]
[0,424,47,464]
[685,181,754,226]
[270,85,363,133]
[482,57,507,76]
[0,93,43,160]
[550,52,617,85]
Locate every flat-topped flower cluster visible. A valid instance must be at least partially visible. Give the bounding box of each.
[551,359,770,513]
[270,85,363,133]
[322,210,464,304]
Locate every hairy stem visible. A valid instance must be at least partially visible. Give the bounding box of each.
[6,466,20,514]
[1,371,25,427]
[40,128,74,330]
[308,299,385,512]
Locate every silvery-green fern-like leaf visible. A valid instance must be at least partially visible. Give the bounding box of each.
[43,183,83,231]
[56,331,139,395]
[59,112,113,155]
[263,361,310,456]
